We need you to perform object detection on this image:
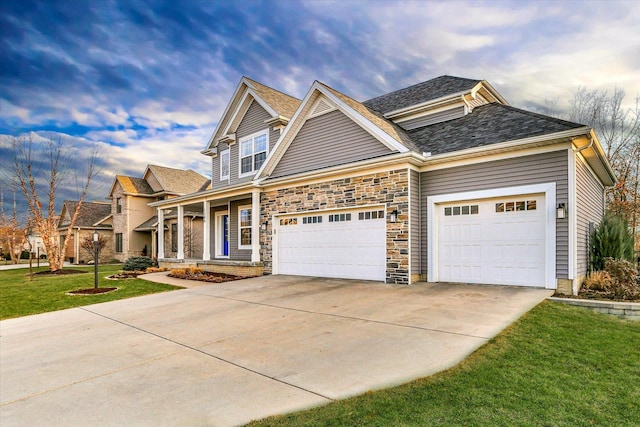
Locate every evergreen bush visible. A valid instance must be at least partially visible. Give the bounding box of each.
[590,213,634,271]
[122,256,154,271]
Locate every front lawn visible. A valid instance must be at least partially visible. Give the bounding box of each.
[0,265,181,320]
[250,302,640,426]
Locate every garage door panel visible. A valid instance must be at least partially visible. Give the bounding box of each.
[437,194,546,287]
[277,208,386,281]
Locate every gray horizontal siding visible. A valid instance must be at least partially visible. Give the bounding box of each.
[229,199,252,261]
[410,169,421,276]
[270,109,395,178]
[212,100,279,189]
[420,149,569,278]
[397,106,465,130]
[576,155,605,277]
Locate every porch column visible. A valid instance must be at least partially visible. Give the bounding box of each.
[151,230,157,259]
[203,200,211,260]
[251,189,261,263]
[177,205,184,259]
[157,208,164,259]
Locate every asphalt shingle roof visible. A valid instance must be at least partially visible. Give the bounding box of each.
[245,77,301,119]
[116,175,154,195]
[364,75,481,115]
[147,165,210,195]
[58,201,111,228]
[408,103,586,155]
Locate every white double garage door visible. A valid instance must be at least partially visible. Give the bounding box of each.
[274,184,554,287]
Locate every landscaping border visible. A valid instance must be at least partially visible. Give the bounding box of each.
[548,297,640,320]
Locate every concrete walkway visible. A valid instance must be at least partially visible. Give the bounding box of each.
[0,275,551,426]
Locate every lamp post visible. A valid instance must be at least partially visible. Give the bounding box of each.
[93,231,99,289]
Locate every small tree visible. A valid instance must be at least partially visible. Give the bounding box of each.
[0,190,26,264]
[80,233,110,264]
[590,213,634,271]
[9,135,98,272]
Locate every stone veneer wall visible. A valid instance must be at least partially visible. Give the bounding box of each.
[260,169,410,284]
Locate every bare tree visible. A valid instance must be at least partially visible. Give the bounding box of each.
[10,135,98,272]
[79,233,110,264]
[0,190,26,264]
[568,87,640,235]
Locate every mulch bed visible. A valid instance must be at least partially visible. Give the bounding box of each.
[106,271,146,279]
[35,269,87,276]
[168,271,245,283]
[67,287,118,295]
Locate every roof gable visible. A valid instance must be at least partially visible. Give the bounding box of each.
[270,108,395,179]
[204,77,301,152]
[109,175,154,197]
[258,81,411,179]
[58,201,112,229]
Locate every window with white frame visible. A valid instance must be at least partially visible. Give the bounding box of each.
[220,149,230,180]
[239,131,268,176]
[238,206,252,249]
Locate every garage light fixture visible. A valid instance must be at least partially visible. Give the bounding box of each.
[389,210,398,223]
[556,203,567,220]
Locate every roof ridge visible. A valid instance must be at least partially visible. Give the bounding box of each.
[244,76,302,102]
[364,75,481,103]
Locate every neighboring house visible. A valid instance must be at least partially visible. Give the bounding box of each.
[57,201,113,264]
[23,217,48,257]
[107,165,210,262]
[150,75,615,295]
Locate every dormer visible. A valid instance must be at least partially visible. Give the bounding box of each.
[364,76,508,131]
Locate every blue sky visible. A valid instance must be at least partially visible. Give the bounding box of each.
[1,0,639,215]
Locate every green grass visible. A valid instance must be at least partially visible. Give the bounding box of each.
[250,302,640,426]
[0,264,181,320]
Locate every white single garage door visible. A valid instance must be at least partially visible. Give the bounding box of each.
[437,194,546,287]
[275,207,386,281]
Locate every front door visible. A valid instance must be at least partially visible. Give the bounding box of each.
[216,212,229,258]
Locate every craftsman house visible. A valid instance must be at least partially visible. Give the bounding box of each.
[58,201,113,264]
[107,165,210,261]
[150,76,614,294]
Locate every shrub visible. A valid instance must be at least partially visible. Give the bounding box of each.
[581,258,640,300]
[122,256,154,271]
[582,270,612,291]
[590,213,634,271]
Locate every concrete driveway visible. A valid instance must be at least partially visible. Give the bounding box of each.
[1,275,551,426]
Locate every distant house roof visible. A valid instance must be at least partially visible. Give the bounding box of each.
[245,77,301,119]
[133,215,158,231]
[58,201,112,229]
[114,175,154,195]
[363,75,482,114]
[407,103,586,155]
[145,165,211,195]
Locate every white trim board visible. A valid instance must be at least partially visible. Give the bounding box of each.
[426,183,557,289]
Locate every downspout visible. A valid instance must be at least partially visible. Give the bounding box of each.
[574,136,593,154]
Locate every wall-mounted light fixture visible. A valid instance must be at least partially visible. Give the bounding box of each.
[556,203,567,220]
[389,210,398,223]
[261,221,268,231]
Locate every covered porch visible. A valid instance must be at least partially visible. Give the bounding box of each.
[151,187,263,277]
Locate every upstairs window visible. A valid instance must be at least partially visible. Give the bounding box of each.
[220,149,230,180]
[116,197,122,214]
[239,131,268,176]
